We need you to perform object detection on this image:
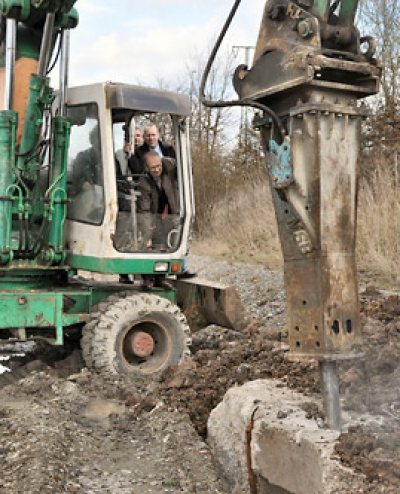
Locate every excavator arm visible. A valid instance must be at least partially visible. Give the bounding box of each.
[0,0,78,265]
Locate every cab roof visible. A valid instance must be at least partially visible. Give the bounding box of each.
[104,82,190,117]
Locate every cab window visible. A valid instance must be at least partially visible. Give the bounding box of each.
[66,103,105,224]
[113,113,185,254]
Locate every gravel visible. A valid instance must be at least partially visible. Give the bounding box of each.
[188,255,287,329]
[0,255,398,494]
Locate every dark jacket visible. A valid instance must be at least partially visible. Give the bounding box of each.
[137,157,179,216]
[128,140,176,175]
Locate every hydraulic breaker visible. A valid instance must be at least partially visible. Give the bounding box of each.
[232,0,381,430]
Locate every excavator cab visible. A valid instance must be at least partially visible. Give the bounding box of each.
[62,82,194,278]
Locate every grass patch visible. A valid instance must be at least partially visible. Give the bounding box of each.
[193,172,399,289]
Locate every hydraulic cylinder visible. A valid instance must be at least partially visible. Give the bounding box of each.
[0,110,17,264]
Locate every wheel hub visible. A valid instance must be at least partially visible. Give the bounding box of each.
[128,331,155,357]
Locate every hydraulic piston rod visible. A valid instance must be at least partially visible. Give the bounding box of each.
[319,361,342,430]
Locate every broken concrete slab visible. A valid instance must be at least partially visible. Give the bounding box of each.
[207,379,366,494]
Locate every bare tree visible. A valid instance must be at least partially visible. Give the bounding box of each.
[184,46,236,153]
[359,1,400,182]
[360,0,400,106]
[182,46,241,234]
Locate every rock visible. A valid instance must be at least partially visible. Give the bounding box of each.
[207,379,368,494]
[82,399,126,420]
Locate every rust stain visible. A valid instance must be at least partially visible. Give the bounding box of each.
[108,200,117,223]
[246,405,259,494]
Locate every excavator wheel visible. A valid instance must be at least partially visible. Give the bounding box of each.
[81,292,191,376]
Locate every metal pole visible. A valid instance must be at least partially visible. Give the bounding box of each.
[319,360,342,431]
[4,18,17,111]
[37,13,56,78]
[59,29,70,117]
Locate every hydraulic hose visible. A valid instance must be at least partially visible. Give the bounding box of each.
[199,0,287,141]
[46,29,62,76]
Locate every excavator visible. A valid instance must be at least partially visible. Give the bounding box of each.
[201,0,380,430]
[0,0,381,430]
[0,0,249,378]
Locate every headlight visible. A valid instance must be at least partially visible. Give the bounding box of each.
[154,262,169,273]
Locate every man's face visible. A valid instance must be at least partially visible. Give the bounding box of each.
[143,125,159,148]
[134,130,143,146]
[146,155,162,178]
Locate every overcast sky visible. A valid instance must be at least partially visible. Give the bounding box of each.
[67,0,264,89]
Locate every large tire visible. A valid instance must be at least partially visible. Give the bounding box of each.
[81,292,191,375]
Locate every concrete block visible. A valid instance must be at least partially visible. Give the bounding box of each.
[207,379,365,494]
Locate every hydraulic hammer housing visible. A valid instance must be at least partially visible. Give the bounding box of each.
[233,0,381,364]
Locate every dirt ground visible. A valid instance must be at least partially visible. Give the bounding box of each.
[159,285,400,493]
[0,258,398,493]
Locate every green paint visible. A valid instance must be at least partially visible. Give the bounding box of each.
[0,1,78,65]
[15,25,41,60]
[0,0,77,24]
[0,272,176,344]
[12,73,57,264]
[0,111,18,265]
[67,253,183,275]
[56,8,79,30]
[338,0,358,26]
[310,0,358,26]
[17,74,53,169]
[0,291,75,328]
[47,116,71,264]
[0,0,30,21]
[310,0,330,21]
